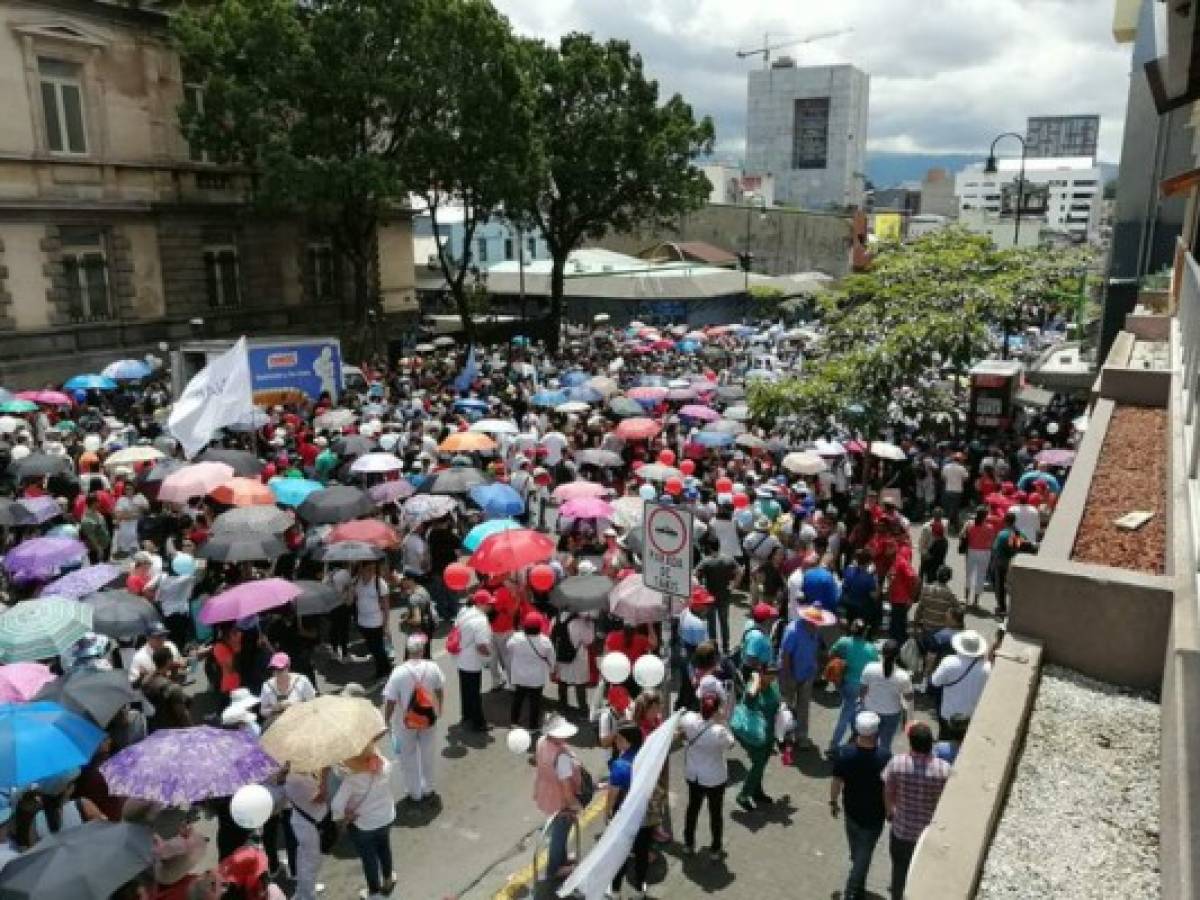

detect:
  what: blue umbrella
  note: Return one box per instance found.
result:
[1018,471,1061,493]
[101,359,152,381]
[531,390,568,408]
[561,371,589,387]
[469,483,525,519]
[462,518,522,551]
[692,430,736,448]
[567,385,603,404]
[268,477,324,507]
[0,701,105,789]
[453,398,489,412]
[678,340,700,353]
[63,374,117,392]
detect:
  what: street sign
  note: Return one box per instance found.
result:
[642,502,693,598]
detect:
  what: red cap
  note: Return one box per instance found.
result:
[471,589,494,606]
[522,611,542,630]
[751,602,777,622]
[689,586,715,609]
[219,846,267,889]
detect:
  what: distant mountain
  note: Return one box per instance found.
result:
[867,152,1119,189]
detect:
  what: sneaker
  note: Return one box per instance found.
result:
[707,845,726,858]
[736,795,756,812]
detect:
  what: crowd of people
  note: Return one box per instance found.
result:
[0,321,1078,900]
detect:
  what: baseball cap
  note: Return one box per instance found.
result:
[751,602,777,622]
[855,711,881,737]
[268,652,290,670]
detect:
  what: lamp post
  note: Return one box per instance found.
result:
[985,131,1028,359]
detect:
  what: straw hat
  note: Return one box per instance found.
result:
[951,629,988,659]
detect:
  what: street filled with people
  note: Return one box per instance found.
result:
[0,322,1080,900]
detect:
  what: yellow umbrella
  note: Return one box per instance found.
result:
[260,695,385,772]
[103,446,165,469]
[439,431,496,453]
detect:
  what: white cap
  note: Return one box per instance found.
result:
[854,711,880,737]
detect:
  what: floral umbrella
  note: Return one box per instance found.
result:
[0,599,92,663]
[3,537,88,580]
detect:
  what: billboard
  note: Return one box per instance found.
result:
[245,340,342,405]
[874,212,904,242]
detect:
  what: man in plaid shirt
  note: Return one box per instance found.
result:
[882,722,951,898]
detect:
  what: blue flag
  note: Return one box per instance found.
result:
[453,346,478,393]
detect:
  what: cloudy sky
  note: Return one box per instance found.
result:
[492,0,1132,163]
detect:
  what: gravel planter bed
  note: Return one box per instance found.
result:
[977,665,1160,900]
[1071,405,1166,574]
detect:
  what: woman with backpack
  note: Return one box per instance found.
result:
[382,633,445,803]
[553,610,595,717]
[532,714,588,886]
[679,690,735,857]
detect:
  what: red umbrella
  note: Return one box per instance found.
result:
[327,519,401,549]
[468,529,555,576]
[615,417,661,441]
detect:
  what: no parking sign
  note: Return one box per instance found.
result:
[642,503,693,598]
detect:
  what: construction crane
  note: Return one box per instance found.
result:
[736,28,854,68]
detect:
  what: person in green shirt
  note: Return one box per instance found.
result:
[737,664,782,810]
[79,494,110,564]
[828,619,881,754]
[314,447,339,483]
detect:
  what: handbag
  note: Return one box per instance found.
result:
[291,804,340,854]
[729,701,768,749]
[821,656,846,686]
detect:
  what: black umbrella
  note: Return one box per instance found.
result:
[0,499,34,527]
[549,574,615,613]
[196,532,287,563]
[333,435,377,458]
[195,447,264,477]
[213,506,293,535]
[415,467,486,495]
[607,397,644,419]
[35,668,136,727]
[81,590,162,640]
[312,541,383,563]
[0,820,153,899]
[297,485,375,525]
[11,453,73,481]
[293,580,341,616]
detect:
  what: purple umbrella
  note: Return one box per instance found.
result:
[99,726,280,804]
[198,578,300,625]
[679,404,720,422]
[369,480,415,505]
[16,496,63,525]
[39,564,122,600]
[2,538,88,580]
[1036,447,1076,467]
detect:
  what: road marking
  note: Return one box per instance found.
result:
[492,793,608,899]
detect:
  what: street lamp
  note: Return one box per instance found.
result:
[985,131,1028,359]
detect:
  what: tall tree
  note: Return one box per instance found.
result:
[517,34,715,350]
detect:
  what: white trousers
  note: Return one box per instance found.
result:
[395,726,437,800]
[290,810,324,900]
[965,549,991,596]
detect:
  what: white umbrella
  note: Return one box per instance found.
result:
[433,336,455,348]
[0,416,25,434]
[314,409,355,431]
[470,419,519,435]
[349,452,404,474]
[869,441,907,462]
[103,446,165,468]
[813,439,846,457]
[555,402,591,414]
[414,343,436,353]
[636,463,683,483]
[781,451,827,476]
[610,496,645,530]
[586,376,620,397]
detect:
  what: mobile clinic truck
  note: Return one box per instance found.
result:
[172,336,344,406]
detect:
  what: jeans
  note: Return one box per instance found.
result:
[684,780,725,850]
[511,684,543,732]
[706,599,732,654]
[359,624,390,679]
[889,831,916,899]
[829,681,860,750]
[459,669,485,729]
[543,811,573,881]
[844,816,883,900]
[348,823,393,894]
[740,745,770,799]
[290,810,323,900]
[877,711,902,752]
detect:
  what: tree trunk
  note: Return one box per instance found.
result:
[450,279,477,348]
[548,252,567,353]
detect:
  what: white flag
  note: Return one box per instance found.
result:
[168,336,255,458]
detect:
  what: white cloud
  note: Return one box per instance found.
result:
[493,0,1131,162]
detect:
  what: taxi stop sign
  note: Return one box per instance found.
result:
[642,502,693,598]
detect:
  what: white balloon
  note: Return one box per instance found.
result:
[506,727,532,754]
[83,435,101,453]
[633,654,666,689]
[1046,422,1060,435]
[600,651,632,685]
[230,784,274,829]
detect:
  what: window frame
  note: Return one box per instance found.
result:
[182,82,210,163]
[59,226,112,322]
[38,56,88,156]
[306,241,337,302]
[203,241,241,309]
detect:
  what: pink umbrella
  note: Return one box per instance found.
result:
[0,662,55,702]
[608,574,685,624]
[16,390,72,407]
[679,404,719,422]
[198,577,300,625]
[552,481,610,502]
[627,386,668,402]
[559,497,615,520]
[650,340,675,351]
[158,462,236,504]
[615,418,661,441]
[369,481,415,504]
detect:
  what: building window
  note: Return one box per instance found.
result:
[38,57,87,155]
[203,235,240,308]
[307,241,336,301]
[183,83,209,163]
[476,238,488,263]
[504,237,513,260]
[59,226,111,322]
[527,236,536,258]
[791,97,830,170]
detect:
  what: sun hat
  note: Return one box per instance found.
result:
[796,605,837,627]
[951,629,988,659]
[542,714,578,741]
[751,602,777,622]
[268,652,290,670]
[854,710,881,737]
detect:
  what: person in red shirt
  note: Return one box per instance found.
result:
[975,466,999,504]
[125,557,155,597]
[962,506,997,607]
[886,551,919,644]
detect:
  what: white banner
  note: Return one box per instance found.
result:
[558,710,682,900]
[168,336,255,458]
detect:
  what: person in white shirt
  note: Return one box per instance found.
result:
[331,750,396,900]
[352,562,392,680]
[554,611,595,715]
[1011,495,1041,544]
[540,431,568,467]
[940,456,969,527]
[127,626,183,685]
[454,594,493,731]
[859,640,915,751]
[382,634,445,802]
[679,692,735,855]
[400,526,430,579]
[930,630,992,732]
[506,613,556,732]
[259,653,316,723]
[284,769,329,900]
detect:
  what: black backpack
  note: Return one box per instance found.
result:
[551,614,577,664]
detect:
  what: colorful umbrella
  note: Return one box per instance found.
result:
[259,695,385,773]
[679,404,720,422]
[199,578,300,625]
[0,820,154,900]
[63,374,117,392]
[552,481,609,503]
[158,462,236,504]
[462,518,522,552]
[468,529,555,576]
[327,519,401,549]
[469,483,524,518]
[16,496,63,525]
[297,485,375,525]
[100,726,281,803]
[615,418,661,441]
[439,432,497,454]
[16,390,71,407]
[3,537,88,580]
[402,494,457,524]
[349,452,405,475]
[368,480,415,505]
[0,399,37,414]
[0,599,92,662]
[559,497,615,520]
[0,701,105,789]
[0,663,55,703]
[268,476,324,508]
[209,477,275,508]
[39,564,122,600]
[102,358,153,380]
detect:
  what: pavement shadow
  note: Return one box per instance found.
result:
[443,722,494,758]
[793,748,832,777]
[678,852,737,892]
[729,795,797,833]
[812,686,843,709]
[392,793,443,828]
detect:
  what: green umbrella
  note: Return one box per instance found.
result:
[0,400,37,414]
[0,599,93,663]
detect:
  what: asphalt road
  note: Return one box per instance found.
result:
[186,533,1001,900]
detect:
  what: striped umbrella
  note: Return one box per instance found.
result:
[0,599,93,663]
